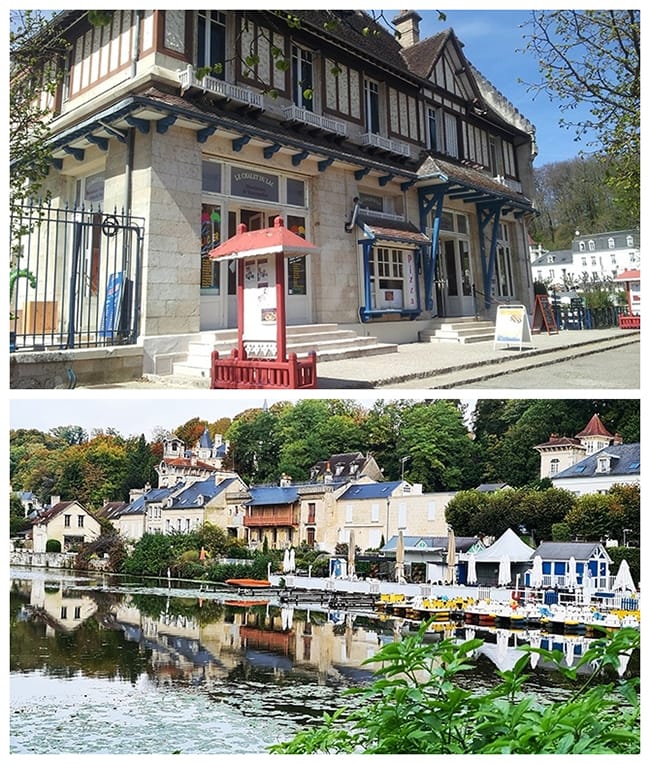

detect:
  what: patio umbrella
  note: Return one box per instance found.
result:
[530,555,543,588]
[288,547,296,573]
[282,548,291,574]
[466,553,477,585]
[395,530,405,583]
[445,526,456,585]
[582,572,592,606]
[498,555,511,587]
[566,556,578,589]
[348,530,356,579]
[612,559,636,592]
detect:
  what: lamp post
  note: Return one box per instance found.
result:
[400,455,410,481]
[623,528,633,547]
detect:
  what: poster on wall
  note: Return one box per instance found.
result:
[494,304,533,351]
[243,255,277,358]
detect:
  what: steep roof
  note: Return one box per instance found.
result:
[121,486,179,516]
[310,452,380,480]
[198,428,213,449]
[170,476,239,508]
[553,443,640,480]
[32,500,86,525]
[575,413,614,440]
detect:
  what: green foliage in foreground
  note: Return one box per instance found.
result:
[269,624,639,755]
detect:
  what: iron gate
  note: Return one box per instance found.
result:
[10,202,144,351]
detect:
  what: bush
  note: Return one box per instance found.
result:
[269,624,640,754]
[45,538,61,552]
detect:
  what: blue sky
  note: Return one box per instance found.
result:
[383,8,596,165]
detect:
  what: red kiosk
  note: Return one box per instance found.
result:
[208,216,319,389]
[615,269,640,329]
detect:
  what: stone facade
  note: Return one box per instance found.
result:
[20,10,538,377]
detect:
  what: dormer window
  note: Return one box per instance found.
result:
[608,237,615,249]
[579,241,585,252]
[596,455,611,473]
[588,240,595,251]
[626,235,634,246]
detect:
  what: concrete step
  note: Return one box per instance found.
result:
[172,324,398,378]
[419,319,495,344]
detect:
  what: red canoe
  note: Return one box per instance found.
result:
[225,578,272,588]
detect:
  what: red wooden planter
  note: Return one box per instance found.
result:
[619,315,640,329]
[210,348,317,389]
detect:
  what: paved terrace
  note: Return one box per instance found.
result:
[84,327,639,389]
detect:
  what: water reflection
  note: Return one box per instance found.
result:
[9,568,639,755]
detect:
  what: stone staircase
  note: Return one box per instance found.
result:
[171,323,398,379]
[418,317,495,344]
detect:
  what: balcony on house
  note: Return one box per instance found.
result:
[359,132,410,157]
[177,64,264,109]
[243,507,298,527]
[282,105,347,137]
[493,175,523,194]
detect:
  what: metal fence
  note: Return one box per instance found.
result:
[552,300,625,330]
[10,202,144,351]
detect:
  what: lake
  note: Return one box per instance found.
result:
[9,567,638,755]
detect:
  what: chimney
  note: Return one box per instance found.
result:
[392,10,422,48]
[613,432,623,445]
[50,495,61,507]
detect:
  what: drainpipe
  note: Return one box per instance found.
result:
[125,10,143,214]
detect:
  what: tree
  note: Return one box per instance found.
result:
[9,10,67,210]
[522,10,640,219]
[270,625,640,754]
[530,156,637,250]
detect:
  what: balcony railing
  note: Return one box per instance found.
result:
[359,132,410,157]
[244,509,298,527]
[282,105,347,137]
[177,64,264,109]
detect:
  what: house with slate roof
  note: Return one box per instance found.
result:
[161,474,247,537]
[309,452,383,483]
[111,484,185,540]
[15,9,539,379]
[551,443,640,496]
[531,229,640,290]
[330,480,454,554]
[243,484,302,550]
[156,434,233,488]
[534,413,625,481]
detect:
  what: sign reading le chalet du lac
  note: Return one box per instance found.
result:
[231,167,279,202]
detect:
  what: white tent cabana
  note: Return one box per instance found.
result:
[473,528,534,586]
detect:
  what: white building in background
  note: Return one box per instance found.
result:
[530,229,640,290]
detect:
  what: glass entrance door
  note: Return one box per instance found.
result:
[440,237,474,316]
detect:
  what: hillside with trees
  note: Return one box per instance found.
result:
[10,398,639,508]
